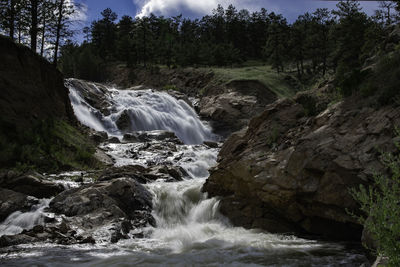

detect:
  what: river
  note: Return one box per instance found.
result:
[0,81,368,266]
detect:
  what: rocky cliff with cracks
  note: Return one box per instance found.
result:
[203,84,400,240]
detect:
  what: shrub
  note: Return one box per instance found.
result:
[0,119,100,173]
[350,134,400,266]
[360,51,400,105]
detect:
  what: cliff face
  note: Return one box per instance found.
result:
[203,84,400,240]
[0,36,98,171]
[0,35,74,131]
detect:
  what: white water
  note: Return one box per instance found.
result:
[0,199,51,236]
[67,80,215,144]
[0,83,368,266]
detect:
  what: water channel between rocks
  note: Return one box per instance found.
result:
[0,81,368,266]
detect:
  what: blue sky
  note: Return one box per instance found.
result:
[78,0,381,24]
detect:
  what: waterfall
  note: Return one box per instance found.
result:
[0,198,51,236]
[67,79,215,144]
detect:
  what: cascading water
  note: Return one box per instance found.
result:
[0,81,368,266]
[0,199,51,236]
[67,79,215,144]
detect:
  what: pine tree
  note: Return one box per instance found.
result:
[51,0,74,66]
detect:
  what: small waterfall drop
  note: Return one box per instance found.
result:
[0,198,51,236]
[67,79,215,144]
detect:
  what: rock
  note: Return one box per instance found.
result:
[123,131,182,144]
[94,148,114,166]
[80,236,96,244]
[0,222,97,247]
[99,164,186,183]
[203,141,219,148]
[203,89,400,240]
[199,80,277,135]
[116,110,132,132]
[0,234,36,248]
[108,137,121,143]
[0,188,37,221]
[123,133,140,142]
[66,79,113,115]
[0,171,64,198]
[98,165,150,183]
[89,131,108,144]
[49,178,155,235]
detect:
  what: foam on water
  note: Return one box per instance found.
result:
[67,80,215,144]
[0,198,51,236]
[0,83,368,266]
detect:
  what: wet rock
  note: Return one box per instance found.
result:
[0,171,64,198]
[108,137,121,143]
[203,141,219,148]
[99,164,186,184]
[147,165,187,181]
[98,165,150,183]
[123,131,182,144]
[94,148,114,166]
[49,178,155,239]
[80,236,96,244]
[116,110,132,132]
[203,87,400,240]
[122,133,141,143]
[0,234,36,248]
[0,188,38,221]
[89,131,108,144]
[67,79,113,115]
[199,80,277,135]
[0,222,96,247]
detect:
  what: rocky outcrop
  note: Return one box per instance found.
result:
[98,165,188,183]
[0,171,64,199]
[203,86,400,240]
[49,178,155,242]
[122,131,182,144]
[199,80,277,134]
[66,78,113,116]
[0,224,95,248]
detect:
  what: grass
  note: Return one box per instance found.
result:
[0,119,102,173]
[200,64,298,98]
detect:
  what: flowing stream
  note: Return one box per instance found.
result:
[0,82,368,266]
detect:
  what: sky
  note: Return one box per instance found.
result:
[74,0,381,40]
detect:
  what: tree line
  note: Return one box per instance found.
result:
[0,0,76,65]
[2,1,399,80]
[58,1,400,83]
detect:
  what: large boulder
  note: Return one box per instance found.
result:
[66,78,113,116]
[203,88,400,240]
[49,178,155,241]
[199,80,277,135]
[0,171,64,199]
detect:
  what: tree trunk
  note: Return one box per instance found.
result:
[53,0,64,66]
[9,0,15,40]
[40,5,46,57]
[18,22,22,43]
[143,22,147,67]
[30,0,38,52]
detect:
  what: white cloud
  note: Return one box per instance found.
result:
[134,0,276,18]
[67,0,88,22]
